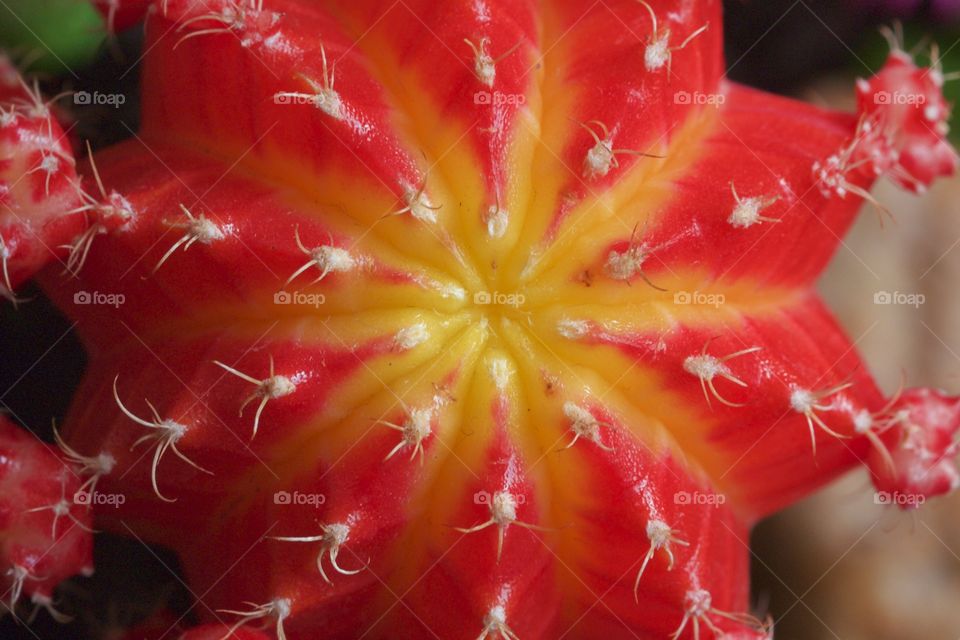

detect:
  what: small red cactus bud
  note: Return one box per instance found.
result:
[0,62,87,300]
[855,50,958,192]
[0,416,93,618]
[868,387,960,507]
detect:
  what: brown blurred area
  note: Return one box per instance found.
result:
[751,79,960,640]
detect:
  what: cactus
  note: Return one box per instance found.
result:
[0,417,93,623]
[0,56,87,305]
[2,1,960,638]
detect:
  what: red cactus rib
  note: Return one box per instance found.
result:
[27,0,959,638]
[0,416,93,620]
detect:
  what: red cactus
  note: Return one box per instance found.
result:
[0,56,86,304]
[0,416,93,621]
[2,1,960,638]
[867,387,960,506]
[855,48,958,192]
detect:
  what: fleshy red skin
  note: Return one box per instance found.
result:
[0,416,93,611]
[10,0,958,638]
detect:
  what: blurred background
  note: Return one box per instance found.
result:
[1,0,960,638]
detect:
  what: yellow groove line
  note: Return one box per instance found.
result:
[226,316,486,503]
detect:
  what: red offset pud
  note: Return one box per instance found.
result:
[0,58,87,304]
[0,416,93,621]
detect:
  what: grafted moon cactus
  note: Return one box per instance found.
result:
[2,1,959,638]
